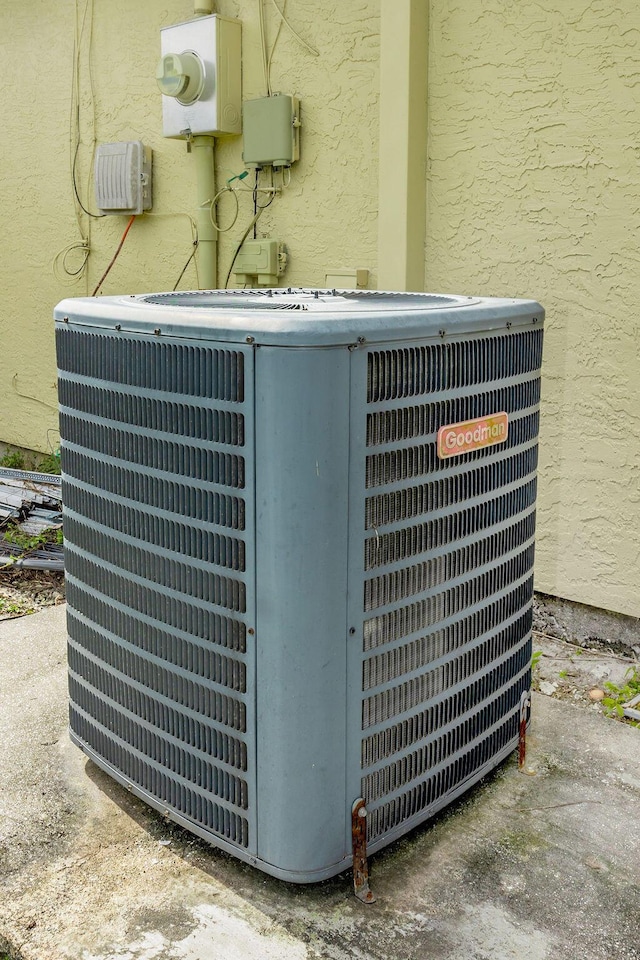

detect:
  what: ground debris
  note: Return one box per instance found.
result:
[0,467,63,571]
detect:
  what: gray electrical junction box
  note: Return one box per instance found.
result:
[54,288,544,884]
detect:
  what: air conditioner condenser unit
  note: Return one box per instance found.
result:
[54,289,544,890]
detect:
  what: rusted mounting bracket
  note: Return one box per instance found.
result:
[518,689,532,770]
[351,797,375,903]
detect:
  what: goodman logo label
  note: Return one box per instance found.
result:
[437,412,509,460]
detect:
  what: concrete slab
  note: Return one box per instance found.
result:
[1,605,639,960]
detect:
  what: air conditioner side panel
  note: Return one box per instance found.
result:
[254,346,350,877]
[56,325,258,858]
[346,324,544,851]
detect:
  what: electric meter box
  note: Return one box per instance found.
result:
[159,15,242,138]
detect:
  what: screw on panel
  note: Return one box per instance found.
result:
[246,336,255,344]
[154,328,161,336]
[63,317,69,323]
[115,324,121,331]
[351,798,375,903]
[532,316,539,323]
[349,627,356,635]
[357,336,366,344]
[439,330,446,337]
[506,321,512,329]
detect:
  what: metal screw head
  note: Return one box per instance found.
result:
[506,321,512,329]
[63,317,69,323]
[246,336,255,344]
[349,627,356,635]
[357,336,366,344]
[115,323,121,331]
[154,328,161,336]
[439,330,446,337]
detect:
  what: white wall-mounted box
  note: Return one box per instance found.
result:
[159,15,242,138]
[94,141,152,215]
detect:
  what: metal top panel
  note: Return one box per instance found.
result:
[54,289,544,347]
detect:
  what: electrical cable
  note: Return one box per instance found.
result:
[251,169,278,236]
[258,0,270,96]
[225,167,280,287]
[147,213,199,291]
[268,0,319,57]
[71,0,103,220]
[72,140,104,219]
[70,0,90,231]
[11,375,59,413]
[53,242,91,284]
[173,241,199,290]
[91,215,136,296]
[257,166,277,210]
[253,169,259,238]
[65,0,98,289]
[207,186,240,232]
[266,0,285,94]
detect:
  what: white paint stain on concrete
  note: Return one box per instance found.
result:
[82,903,310,960]
[170,903,310,960]
[451,902,552,960]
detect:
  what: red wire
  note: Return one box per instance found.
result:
[91,215,136,296]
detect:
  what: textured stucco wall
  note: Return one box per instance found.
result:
[0,0,378,454]
[426,1,640,617]
[3,1,637,620]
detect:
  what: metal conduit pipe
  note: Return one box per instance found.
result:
[192,135,217,289]
[2,558,65,571]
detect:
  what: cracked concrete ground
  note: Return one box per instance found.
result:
[1,605,639,960]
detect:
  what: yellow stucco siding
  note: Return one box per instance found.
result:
[0,0,378,453]
[425,1,640,617]
[1,1,638,619]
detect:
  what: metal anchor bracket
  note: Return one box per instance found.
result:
[351,798,376,903]
[518,689,532,770]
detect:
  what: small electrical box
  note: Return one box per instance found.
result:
[242,95,300,168]
[233,239,287,285]
[158,15,242,138]
[324,268,369,289]
[94,141,152,215]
